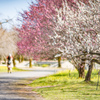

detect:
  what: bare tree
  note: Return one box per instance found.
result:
[0,27,18,59]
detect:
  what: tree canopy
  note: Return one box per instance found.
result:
[17,0,100,81]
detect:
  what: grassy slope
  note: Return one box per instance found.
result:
[29,70,100,100]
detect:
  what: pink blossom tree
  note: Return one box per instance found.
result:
[17,0,66,60]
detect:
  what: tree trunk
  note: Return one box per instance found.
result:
[4,58,6,64]
[58,56,61,68]
[78,66,85,78]
[29,58,32,68]
[78,61,85,78]
[85,61,93,82]
[13,57,16,67]
[19,55,21,63]
[21,55,24,62]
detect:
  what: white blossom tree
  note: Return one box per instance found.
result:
[50,0,100,81]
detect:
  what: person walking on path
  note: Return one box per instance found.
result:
[7,54,13,73]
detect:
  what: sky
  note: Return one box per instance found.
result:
[0,0,36,30]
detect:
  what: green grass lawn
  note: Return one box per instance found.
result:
[34,64,50,67]
[29,70,100,100]
[0,66,27,72]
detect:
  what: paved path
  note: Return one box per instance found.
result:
[0,66,66,100]
[0,69,59,100]
[0,60,67,100]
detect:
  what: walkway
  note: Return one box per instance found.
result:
[0,60,69,100]
[0,66,65,100]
